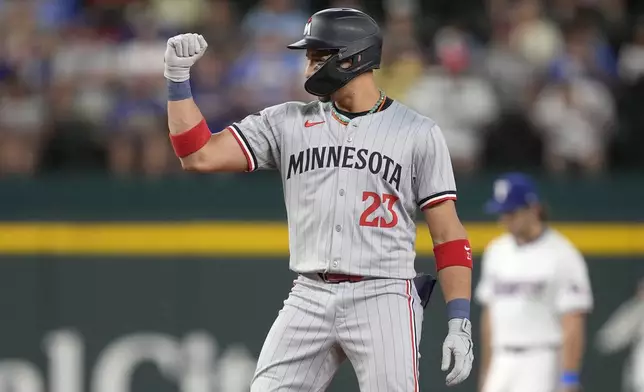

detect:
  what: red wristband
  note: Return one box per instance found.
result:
[433,239,473,271]
[169,119,211,158]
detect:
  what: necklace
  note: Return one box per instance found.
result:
[331,90,386,125]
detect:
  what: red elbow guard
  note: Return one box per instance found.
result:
[169,119,211,158]
[433,239,473,271]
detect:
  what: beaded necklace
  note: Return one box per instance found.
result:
[331,90,386,125]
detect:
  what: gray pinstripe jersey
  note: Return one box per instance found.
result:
[228,100,457,279]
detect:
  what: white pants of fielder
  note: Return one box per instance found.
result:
[483,347,560,392]
[250,274,424,391]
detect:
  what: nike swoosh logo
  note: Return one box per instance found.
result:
[305,120,325,127]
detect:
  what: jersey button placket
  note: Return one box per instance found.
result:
[347,120,357,143]
[329,123,354,271]
[330,175,347,270]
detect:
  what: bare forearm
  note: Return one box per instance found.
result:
[562,317,585,372]
[431,218,468,246]
[439,266,472,301]
[559,313,586,390]
[168,98,205,134]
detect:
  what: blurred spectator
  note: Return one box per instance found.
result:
[117,5,167,82]
[0,74,46,176]
[149,0,207,32]
[374,12,424,101]
[0,0,640,177]
[484,19,537,112]
[532,70,615,175]
[33,0,80,29]
[199,0,242,63]
[50,23,117,126]
[0,0,51,88]
[404,26,498,173]
[508,0,563,70]
[228,33,307,113]
[618,16,644,85]
[482,18,543,169]
[241,0,307,41]
[50,22,115,83]
[548,17,618,85]
[106,80,168,176]
[192,50,246,132]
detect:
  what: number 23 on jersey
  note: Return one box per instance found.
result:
[359,191,399,228]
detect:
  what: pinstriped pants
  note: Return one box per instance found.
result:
[250,274,424,392]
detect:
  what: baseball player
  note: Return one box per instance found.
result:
[164,8,474,391]
[476,172,594,392]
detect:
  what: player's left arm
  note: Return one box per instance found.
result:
[423,200,475,385]
[556,247,594,391]
[414,122,473,386]
[561,311,586,391]
[422,201,472,303]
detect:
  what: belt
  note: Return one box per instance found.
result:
[317,273,365,283]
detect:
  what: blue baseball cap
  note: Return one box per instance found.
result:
[484,172,540,214]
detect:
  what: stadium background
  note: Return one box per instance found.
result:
[0,0,643,391]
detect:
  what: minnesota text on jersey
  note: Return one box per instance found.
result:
[286,146,403,190]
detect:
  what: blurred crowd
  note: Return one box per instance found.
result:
[1,0,644,177]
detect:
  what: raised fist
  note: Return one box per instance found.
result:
[164,33,208,83]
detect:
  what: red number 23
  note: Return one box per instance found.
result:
[359,192,399,228]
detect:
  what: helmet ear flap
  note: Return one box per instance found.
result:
[304,48,379,97]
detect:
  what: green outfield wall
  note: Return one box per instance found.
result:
[0,172,642,221]
[0,256,640,392]
[0,174,641,392]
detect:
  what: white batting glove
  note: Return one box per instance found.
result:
[164,33,208,83]
[441,318,474,386]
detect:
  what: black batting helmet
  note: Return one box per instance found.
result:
[287,8,382,99]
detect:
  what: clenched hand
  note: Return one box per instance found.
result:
[164,33,208,83]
